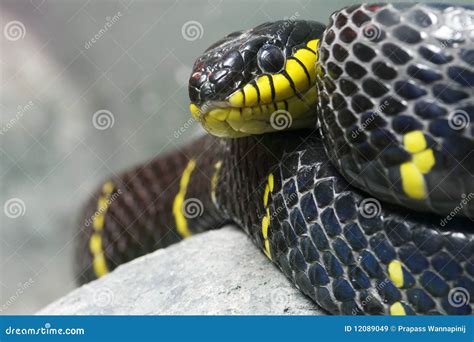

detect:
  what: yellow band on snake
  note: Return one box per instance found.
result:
[89,180,115,277]
[261,173,275,260]
[400,130,435,200]
[172,159,197,238]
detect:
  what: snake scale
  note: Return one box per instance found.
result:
[75,3,474,315]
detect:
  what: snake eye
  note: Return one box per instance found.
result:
[257,45,285,73]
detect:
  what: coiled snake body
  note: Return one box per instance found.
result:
[76,3,474,315]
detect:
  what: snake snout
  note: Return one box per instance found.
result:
[188,55,245,105]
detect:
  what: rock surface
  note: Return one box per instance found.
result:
[40,227,324,315]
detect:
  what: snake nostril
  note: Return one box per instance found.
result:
[189,72,203,88]
[189,71,209,103]
[191,71,201,81]
[189,71,208,89]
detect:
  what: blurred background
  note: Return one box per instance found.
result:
[0,0,465,314]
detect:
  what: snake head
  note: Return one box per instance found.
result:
[189,20,326,137]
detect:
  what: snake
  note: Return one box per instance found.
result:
[75,3,474,315]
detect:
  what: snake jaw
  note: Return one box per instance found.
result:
[190,85,318,138]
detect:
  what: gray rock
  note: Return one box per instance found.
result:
[39,227,324,315]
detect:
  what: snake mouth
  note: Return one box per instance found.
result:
[189,38,322,138]
[189,86,318,138]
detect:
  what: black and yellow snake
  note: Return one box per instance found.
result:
[75,3,474,315]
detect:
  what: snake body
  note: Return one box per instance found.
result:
[76,3,474,315]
